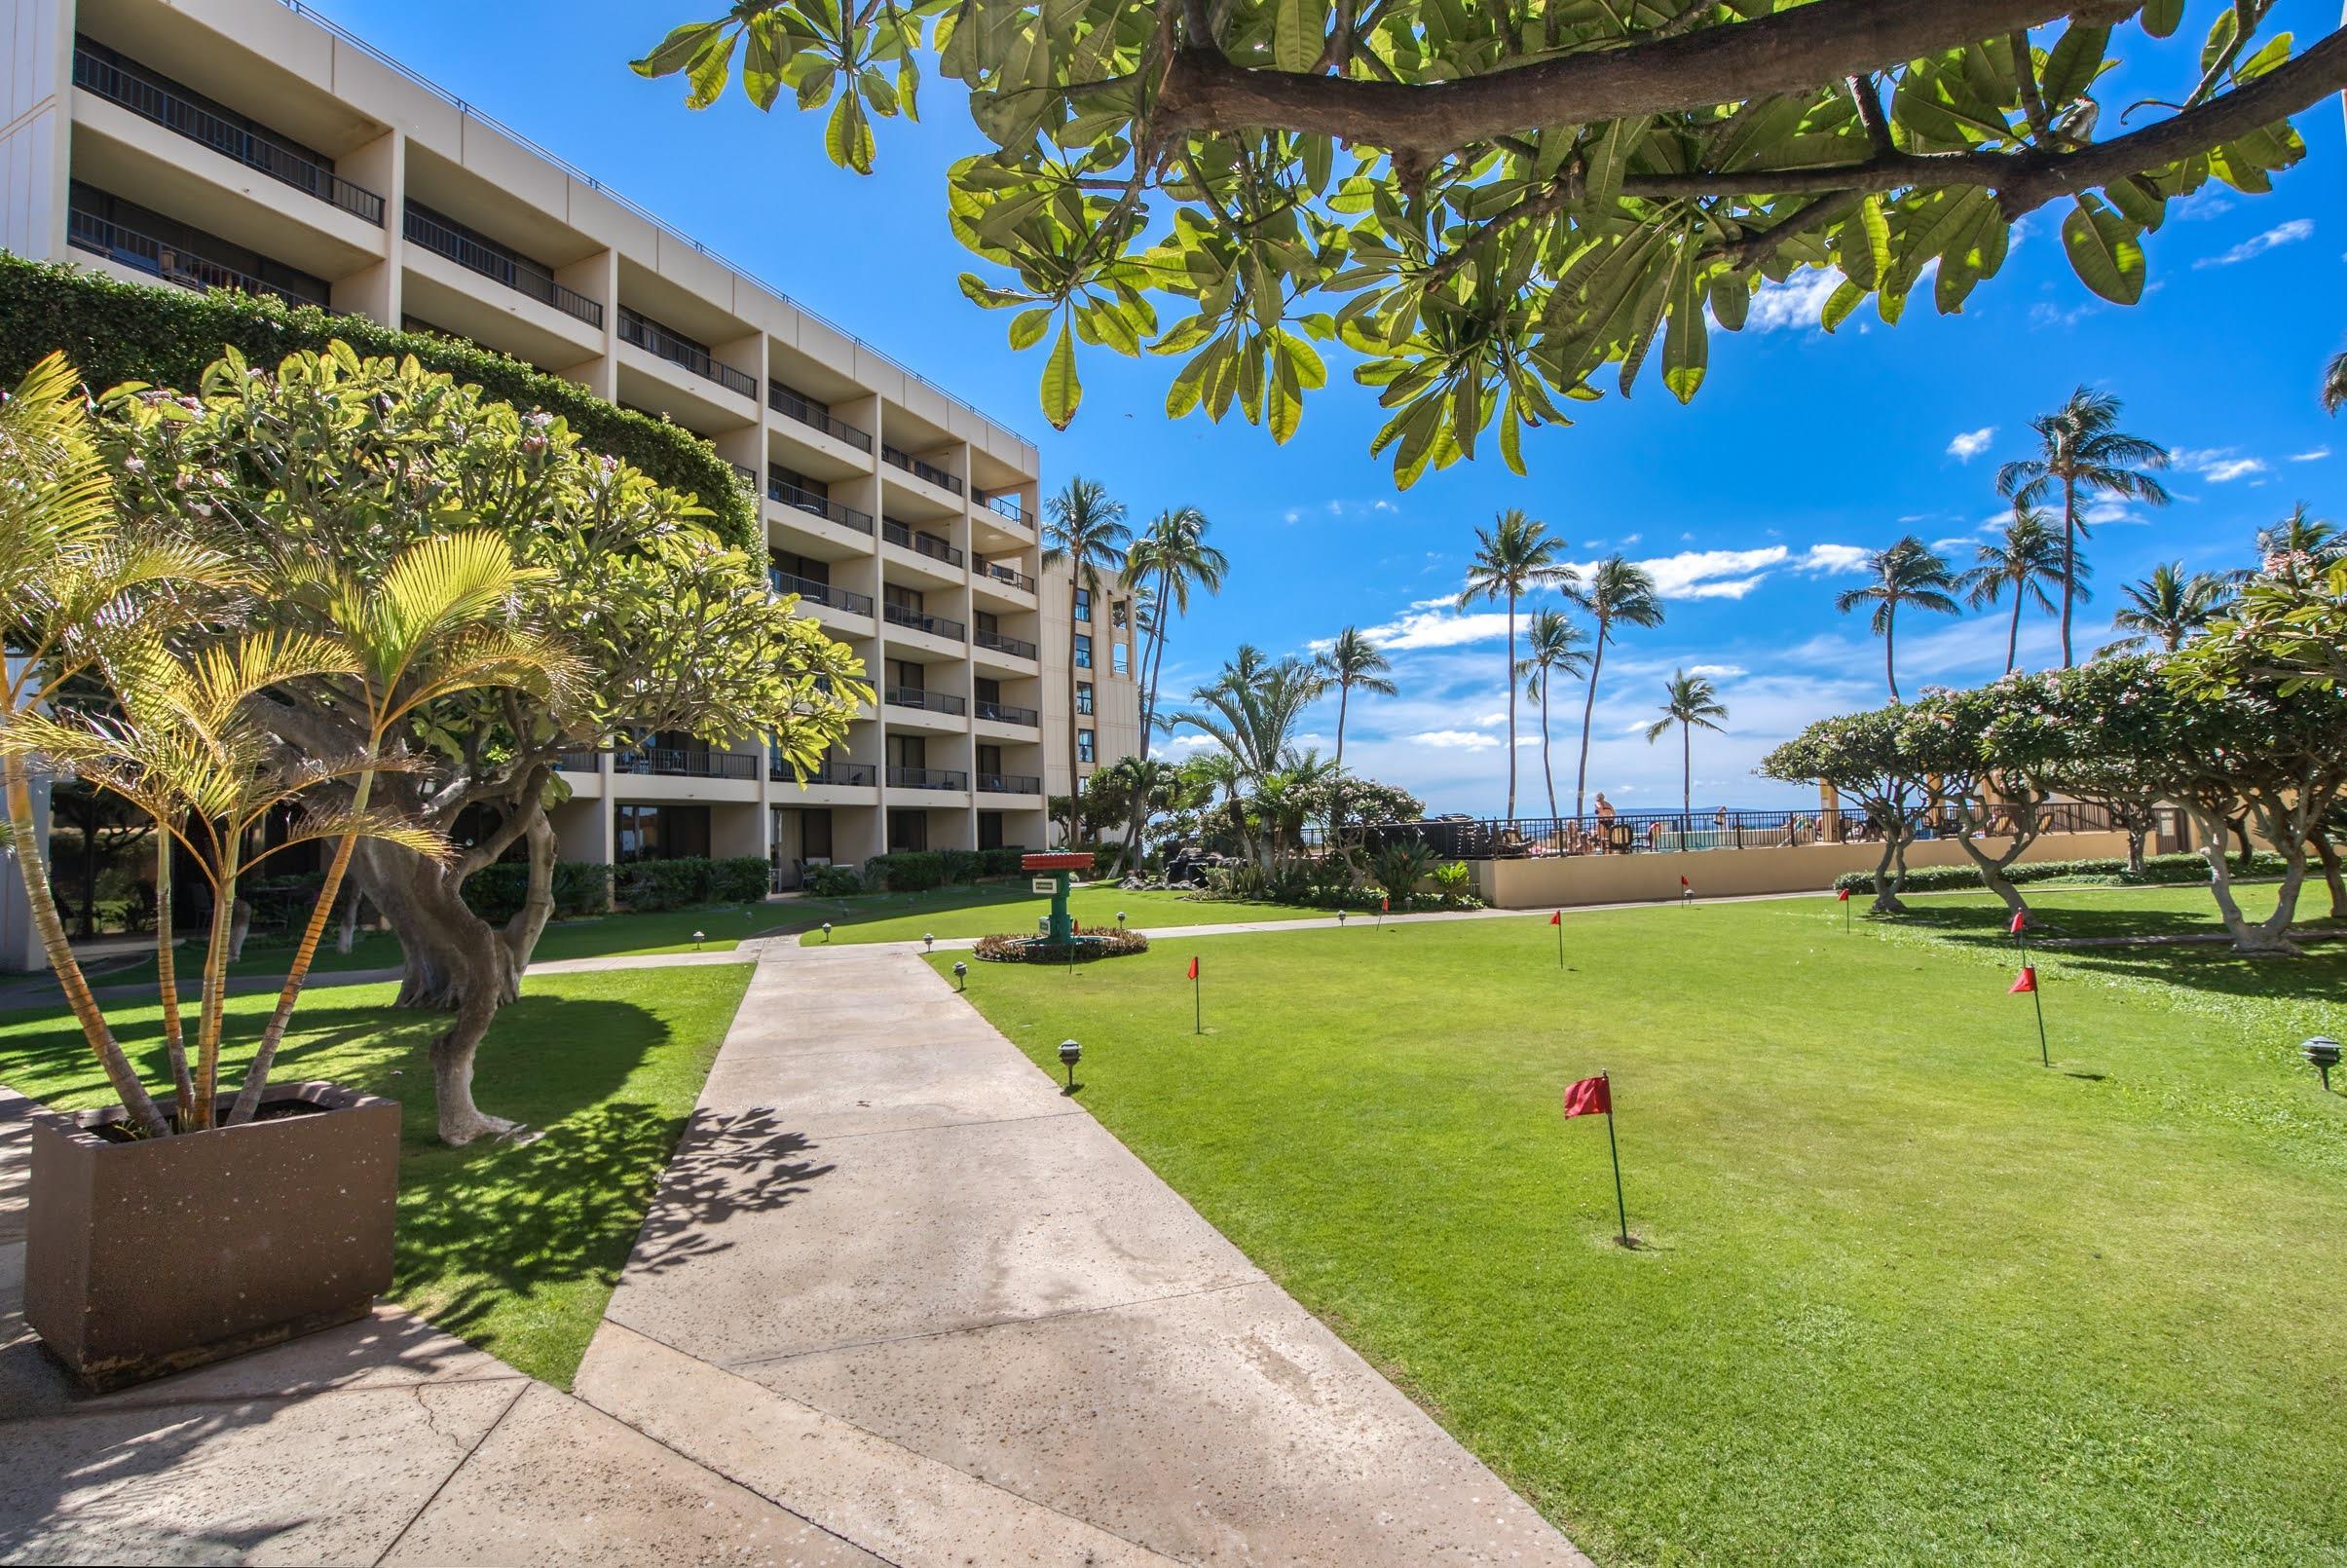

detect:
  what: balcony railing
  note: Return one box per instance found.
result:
[68,208,315,308]
[73,48,386,226]
[883,603,965,642]
[981,493,1028,525]
[771,758,876,787]
[1333,802,2133,858]
[401,206,602,326]
[979,560,1037,593]
[975,627,1039,661]
[881,518,964,568]
[767,383,873,452]
[889,765,969,792]
[767,478,875,534]
[882,444,964,495]
[619,311,756,398]
[771,571,875,617]
[885,686,966,717]
[612,746,759,780]
[975,699,1040,728]
[976,772,1043,796]
[554,749,603,771]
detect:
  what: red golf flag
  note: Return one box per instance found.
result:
[1562,1075,1611,1118]
[1679,875,1691,889]
[2009,965,2037,994]
[1838,886,1851,902]
[2010,909,2028,935]
[1186,956,1199,981]
[1380,894,1390,913]
[1548,911,1562,925]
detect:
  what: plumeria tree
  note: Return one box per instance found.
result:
[1761,707,1928,914]
[1898,678,2060,921]
[638,4,2332,484]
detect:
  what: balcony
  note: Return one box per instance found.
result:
[975,627,1039,661]
[976,772,1043,796]
[981,493,1028,526]
[883,603,965,642]
[881,518,963,569]
[771,571,875,617]
[767,476,875,534]
[619,309,756,398]
[882,445,963,496]
[68,206,316,307]
[403,205,602,327]
[771,758,876,786]
[554,749,603,771]
[978,560,1036,593]
[975,699,1040,728]
[888,765,969,792]
[886,686,966,717]
[613,746,759,780]
[767,383,872,452]
[72,45,385,226]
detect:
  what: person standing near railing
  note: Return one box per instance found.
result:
[1593,793,1616,851]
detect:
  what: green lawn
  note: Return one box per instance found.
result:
[789,881,1325,945]
[0,963,752,1387]
[75,903,779,990]
[933,884,2347,1564]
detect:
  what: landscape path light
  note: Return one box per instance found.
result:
[924,932,935,952]
[1116,910,1127,931]
[822,921,833,942]
[1059,1038,1082,1093]
[2305,1036,2341,1094]
[952,960,968,991]
[691,929,704,951]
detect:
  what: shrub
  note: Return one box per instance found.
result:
[611,856,771,912]
[972,929,1150,963]
[978,845,1026,877]
[1829,849,2290,894]
[863,851,948,892]
[0,255,755,548]
[462,860,615,923]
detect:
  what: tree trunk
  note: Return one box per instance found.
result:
[337,887,363,954]
[154,830,193,1114]
[2060,478,2078,669]
[1540,686,1557,820]
[1869,831,1908,915]
[1574,631,1606,825]
[1067,578,1086,844]
[226,898,251,963]
[1885,608,1899,702]
[0,753,170,1137]
[1504,592,1518,818]
[2311,827,2347,921]
[502,812,560,979]
[1680,724,1690,849]
[2192,806,2303,954]
[2124,823,2148,877]
[2005,590,2022,675]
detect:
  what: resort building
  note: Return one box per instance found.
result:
[0,0,1142,884]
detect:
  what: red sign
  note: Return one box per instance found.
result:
[1022,851,1096,872]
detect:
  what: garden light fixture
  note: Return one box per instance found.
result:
[2305,1036,2341,1093]
[822,921,833,942]
[952,960,968,991]
[1117,910,1127,930]
[1059,1038,1082,1092]
[691,929,704,951]
[924,932,935,952]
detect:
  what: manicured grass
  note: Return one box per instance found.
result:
[789,881,1324,945]
[933,885,2347,1564]
[77,903,778,990]
[0,963,752,1387]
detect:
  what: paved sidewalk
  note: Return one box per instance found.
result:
[574,940,1588,1566]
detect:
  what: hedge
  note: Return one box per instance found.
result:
[462,860,615,924]
[1831,850,2290,894]
[0,255,756,549]
[611,856,771,912]
[860,845,1031,892]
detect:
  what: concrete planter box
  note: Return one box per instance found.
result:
[24,1081,399,1392]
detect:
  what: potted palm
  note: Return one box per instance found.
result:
[0,354,568,1389]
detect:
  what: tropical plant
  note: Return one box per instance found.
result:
[1120,504,1224,760]
[1958,507,2071,674]
[1103,753,1179,873]
[1370,840,1439,906]
[1513,611,1589,819]
[1457,510,1577,817]
[1169,645,1325,786]
[2097,562,2230,656]
[2326,350,2347,417]
[1760,708,1930,914]
[1043,475,1130,837]
[641,6,2323,482]
[1315,625,1397,778]
[1996,388,2172,667]
[2249,503,2341,587]
[1563,556,1662,825]
[1644,671,1728,844]
[1837,536,1960,701]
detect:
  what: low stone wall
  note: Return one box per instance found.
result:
[1470,830,2135,910]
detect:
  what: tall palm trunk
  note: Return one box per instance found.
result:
[2004,589,2023,674]
[1574,629,1607,824]
[2,751,168,1137]
[1503,591,1519,818]
[1138,563,1172,761]
[1680,723,1691,849]
[190,833,243,1132]
[2059,477,2078,668]
[1540,685,1557,818]
[1885,608,1900,701]
[1066,578,1085,842]
[155,829,192,1113]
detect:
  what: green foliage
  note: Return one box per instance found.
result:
[801,863,868,897]
[972,928,1150,962]
[860,845,1031,893]
[1831,851,2289,895]
[2173,559,2347,696]
[612,857,771,912]
[463,861,616,923]
[637,4,2319,482]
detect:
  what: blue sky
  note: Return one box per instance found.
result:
[315,0,2344,816]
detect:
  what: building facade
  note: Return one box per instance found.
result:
[0,0,1140,881]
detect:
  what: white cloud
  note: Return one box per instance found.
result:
[2202,457,2265,482]
[2291,447,2331,463]
[1947,427,1995,462]
[1792,543,1872,575]
[1473,711,1508,727]
[2030,300,2098,329]
[1621,533,1642,545]
[2194,218,2314,268]
[1409,729,1501,751]
[1746,269,1842,332]
[1357,609,1519,651]
[1688,663,1746,679]
[1632,546,1791,598]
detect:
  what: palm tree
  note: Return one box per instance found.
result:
[1042,476,1130,840]
[1513,611,1590,819]
[1957,507,2072,673]
[1562,555,1663,825]
[2251,502,2341,586]
[1104,754,1177,874]
[1837,536,1960,701]
[1120,506,1226,761]
[2324,349,2347,415]
[1645,670,1729,843]
[1315,626,1397,775]
[1457,509,1578,817]
[1996,388,2172,667]
[2097,562,2231,656]
[0,353,242,1138]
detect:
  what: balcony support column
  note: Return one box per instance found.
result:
[331,128,402,321]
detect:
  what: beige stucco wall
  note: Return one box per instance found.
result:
[1471,830,2135,909]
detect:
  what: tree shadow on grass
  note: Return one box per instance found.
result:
[1895,905,2347,1006]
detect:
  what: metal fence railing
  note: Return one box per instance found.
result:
[403,205,602,325]
[1326,801,2126,859]
[67,208,318,307]
[766,382,872,451]
[612,746,758,781]
[618,309,756,398]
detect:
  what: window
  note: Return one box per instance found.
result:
[977,744,1004,775]
[1073,634,1093,670]
[1078,729,1096,765]
[978,811,1005,851]
[1111,641,1130,676]
[1076,682,1094,716]
[883,583,925,614]
[887,658,925,691]
[887,733,927,769]
[615,804,711,864]
[886,809,929,852]
[1074,588,1092,621]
